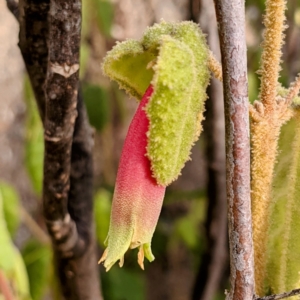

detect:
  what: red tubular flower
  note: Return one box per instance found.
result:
[99,85,166,271]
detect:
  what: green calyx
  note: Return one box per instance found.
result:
[102,21,210,185]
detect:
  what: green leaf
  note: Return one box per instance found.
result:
[102,39,156,99]
[146,35,206,185]
[266,116,300,294]
[102,21,210,186]
[0,182,20,237]
[22,240,52,300]
[24,77,44,195]
[94,189,112,247]
[83,84,110,131]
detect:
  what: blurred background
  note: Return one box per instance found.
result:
[0,0,300,299]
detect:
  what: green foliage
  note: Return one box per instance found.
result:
[94,189,112,246]
[266,117,300,295]
[102,39,156,99]
[22,240,52,300]
[0,182,31,300]
[174,197,206,250]
[83,84,110,131]
[92,0,114,37]
[146,36,196,185]
[102,21,210,185]
[101,267,145,300]
[0,182,20,237]
[24,77,44,196]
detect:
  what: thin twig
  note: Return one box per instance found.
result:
[21,207,50,245]
[256,288,300,300]
[213,0,255,299]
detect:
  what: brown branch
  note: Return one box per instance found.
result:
[12,1,103,299]
[213,0,255,299]
[43,0,82,256]
[54,90,102,300]
[18,0,50,122]
[256,288,300,300]
[42,2,102,297]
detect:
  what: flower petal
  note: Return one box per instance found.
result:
[99,86,166,271]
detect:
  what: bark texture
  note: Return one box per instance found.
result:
[18,0,49,121]
[43,0,82,253]
[213,0,255,299]
[54,90,102,300]
[7,0,102,299]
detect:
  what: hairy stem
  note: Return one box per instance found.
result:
[250,113,281,295]
[213,0,254,299]
[259,0,286,109]
[250,0,291,294]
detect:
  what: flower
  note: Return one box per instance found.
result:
[99,21,210,271]
[99,85,166,271]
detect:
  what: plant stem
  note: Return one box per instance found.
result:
[259,0,286,110]
[9,1,103,299]
[43,0,82,255]
[18,0,49,122]
[21,207,50,245]
[250,0,289,294]
[213,0,255,299]
[256,287,300,300]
